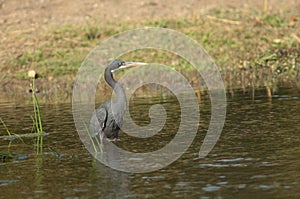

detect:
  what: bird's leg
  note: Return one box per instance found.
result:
[110,136,120,142]
[113,134,119,142]
[93,130,105,149]
[99,132,105,142]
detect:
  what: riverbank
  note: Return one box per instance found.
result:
[1,0,299,103]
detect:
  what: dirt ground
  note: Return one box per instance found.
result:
[1,0,299,31]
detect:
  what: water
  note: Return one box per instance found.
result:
[0,88,299,198]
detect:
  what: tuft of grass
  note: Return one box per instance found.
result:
[84,23,101,40]
[262,14,288,27]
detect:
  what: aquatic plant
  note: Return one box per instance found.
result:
[0,118,12,137]
[0,152,16,161]
[0,70,45,155]
[28,70,44,154]
[83,121,103,155]
[28,70,43,133]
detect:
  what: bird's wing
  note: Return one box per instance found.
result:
[95,107,108,131]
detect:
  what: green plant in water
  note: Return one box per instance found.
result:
[0,71,45,155]
[0,117,23,140]
[83,121,103,156]
[0,118,12,137]
[0,152,16,161]
[28,70,43,154]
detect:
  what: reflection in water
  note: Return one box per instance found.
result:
[0,89,299,198]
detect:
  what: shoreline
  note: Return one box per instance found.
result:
[1,3,299,103]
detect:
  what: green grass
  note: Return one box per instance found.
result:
[0,8,299,100]
[262,14,289,27]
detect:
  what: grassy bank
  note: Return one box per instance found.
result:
[1,8,299,103]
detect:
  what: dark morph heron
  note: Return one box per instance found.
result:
[89,60,147,141]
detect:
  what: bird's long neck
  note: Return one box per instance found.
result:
[104,68,126,115]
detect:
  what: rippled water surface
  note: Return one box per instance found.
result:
[0,89,299,198]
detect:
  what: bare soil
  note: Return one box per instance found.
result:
[1,0,299,30]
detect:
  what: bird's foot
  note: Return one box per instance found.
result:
[105,137,120,142]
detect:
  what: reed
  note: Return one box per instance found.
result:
[0,71,46,156]
[28,70,44,154]
[0,118,12,137]
[83,121,103,155]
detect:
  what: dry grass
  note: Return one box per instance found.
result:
[0,8,299,103]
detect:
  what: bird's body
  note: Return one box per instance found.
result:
[89,60,146,140]
[91,99,124,139]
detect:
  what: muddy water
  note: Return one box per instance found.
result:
[0,88,299,198]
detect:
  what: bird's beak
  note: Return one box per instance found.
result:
[112,62,147,73]
[123,62,147,69]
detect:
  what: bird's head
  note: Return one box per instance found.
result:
[108,60,147,73]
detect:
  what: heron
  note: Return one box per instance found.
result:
[89,60,147,141]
